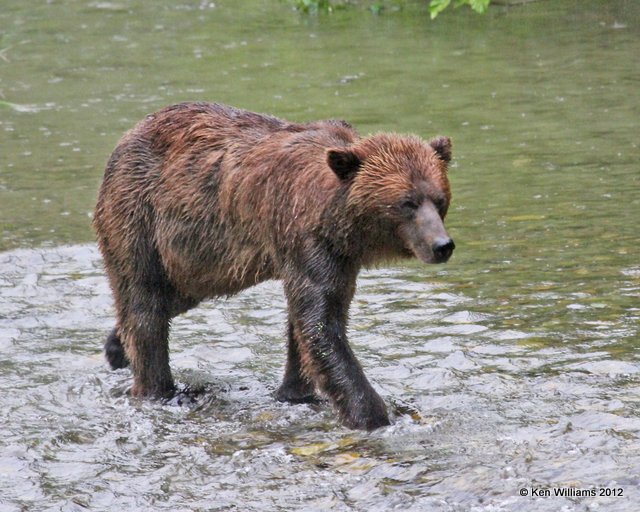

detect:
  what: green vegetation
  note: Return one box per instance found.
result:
[291,0,336,13]
[288,0,385,14]
[428,0,491,18]
[288,0,493,17]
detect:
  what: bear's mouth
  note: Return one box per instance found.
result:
[399,245,414,258]
[400,239,435,264]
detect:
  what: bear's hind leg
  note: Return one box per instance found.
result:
[276,319,319,404]
[120,295,175,398]
[111,249,177,398]
[105,327,130,369]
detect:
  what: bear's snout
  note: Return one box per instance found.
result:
[432,237,455,263]
[400,202,454,265]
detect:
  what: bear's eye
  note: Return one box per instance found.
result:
[399,199,420,215]
[433,197,448,216]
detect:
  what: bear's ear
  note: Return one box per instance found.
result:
[327,148,362,180]
[429,136,452,164]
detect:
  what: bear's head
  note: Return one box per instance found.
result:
[327,134,454,264]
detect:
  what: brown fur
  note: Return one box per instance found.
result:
[94,102,454,430]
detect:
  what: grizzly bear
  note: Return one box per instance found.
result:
[93,102,454,431]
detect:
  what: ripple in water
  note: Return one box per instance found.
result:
[0,245,639,511]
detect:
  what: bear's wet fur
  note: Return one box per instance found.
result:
[94,102,454,430]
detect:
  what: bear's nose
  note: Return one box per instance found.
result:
[432,238,455,263]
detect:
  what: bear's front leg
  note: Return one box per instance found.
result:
[276,319,320,404]
[284,275,390,431]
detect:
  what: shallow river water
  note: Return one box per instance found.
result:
[1,1,639,511]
